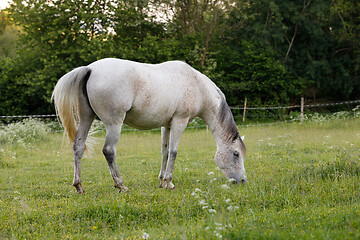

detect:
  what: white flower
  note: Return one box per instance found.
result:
[142,232,149,239]
[208,209,216,213]
[220,184,230,189]
[194,188,201,192]
[225,198,231,204]
[215,232,223,238]
[199,200,207,205]
[208,171,215,175]
[210,178,217,183]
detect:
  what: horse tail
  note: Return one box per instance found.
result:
[51,67,92,146]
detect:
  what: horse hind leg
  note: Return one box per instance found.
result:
[102,120,129,193]
[158,127,170,188]
[73,101,95,194]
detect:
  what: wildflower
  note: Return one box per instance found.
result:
[225,198,231,203]
[210,177,217,183]
[142,232,149,239]
[215,232,223,238]
[208,171,214,175]
[220,184,230,189]
[208,209,216,213]
[194,188,201,193]
[199,200,207,205]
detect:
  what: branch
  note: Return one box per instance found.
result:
[284,24,298,63]
[284,0,311,63]
[331,0,349,36]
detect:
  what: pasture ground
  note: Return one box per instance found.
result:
[0,118,360,239]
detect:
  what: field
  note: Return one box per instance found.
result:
[0,117,360,239]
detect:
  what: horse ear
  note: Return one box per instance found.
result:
[241,135,245,141]
[232,133,239,142]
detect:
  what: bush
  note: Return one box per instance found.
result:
[290,105,360,124]
[0,118,50,147]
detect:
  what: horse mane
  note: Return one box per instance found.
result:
[217,92,240,142]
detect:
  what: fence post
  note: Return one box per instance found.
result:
[301,97,304,124]
[242,97,247,123]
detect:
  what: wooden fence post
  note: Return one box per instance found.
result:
[301,97,304,124]
[242,97,247,123]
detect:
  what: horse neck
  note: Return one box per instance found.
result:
[200,95,230,148]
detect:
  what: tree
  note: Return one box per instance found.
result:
[0,11,18,59]
[214,41,300,107]
[1,0,165,115]
[226,0,359,101]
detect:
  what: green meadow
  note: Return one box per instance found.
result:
[0,117,360,239]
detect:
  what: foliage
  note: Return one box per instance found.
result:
[0,0,359,116]
[0,10,18,59]
[214,41,301,106]
[0,118,359,239]
[226,0,360,100]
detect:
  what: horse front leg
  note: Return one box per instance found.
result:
[158,127,170,188]
[160,117,188,190]
[103,123,129,193]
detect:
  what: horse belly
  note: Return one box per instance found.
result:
[124,107,174,129]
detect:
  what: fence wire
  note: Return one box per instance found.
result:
[1,100,359,131]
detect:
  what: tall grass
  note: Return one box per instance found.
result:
[0,116,359,239]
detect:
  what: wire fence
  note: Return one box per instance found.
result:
[1,99,359,131]
[229,99,360,110]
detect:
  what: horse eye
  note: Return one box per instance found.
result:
[233,151,239,157]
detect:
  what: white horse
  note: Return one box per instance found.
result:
[52,58,246,193]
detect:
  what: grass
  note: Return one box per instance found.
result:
[0,118,359,239]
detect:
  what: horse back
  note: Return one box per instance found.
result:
[86,58,207,129]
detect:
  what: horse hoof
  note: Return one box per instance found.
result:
[119,186,129,193]
[74,184,85,194]
[165,182,175,190]
[77,188,85,194]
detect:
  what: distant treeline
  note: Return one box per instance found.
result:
[0,0,359,116]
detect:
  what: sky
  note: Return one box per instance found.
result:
[0,0,11,10]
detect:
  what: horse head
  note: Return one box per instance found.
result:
[214,134,246,183]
